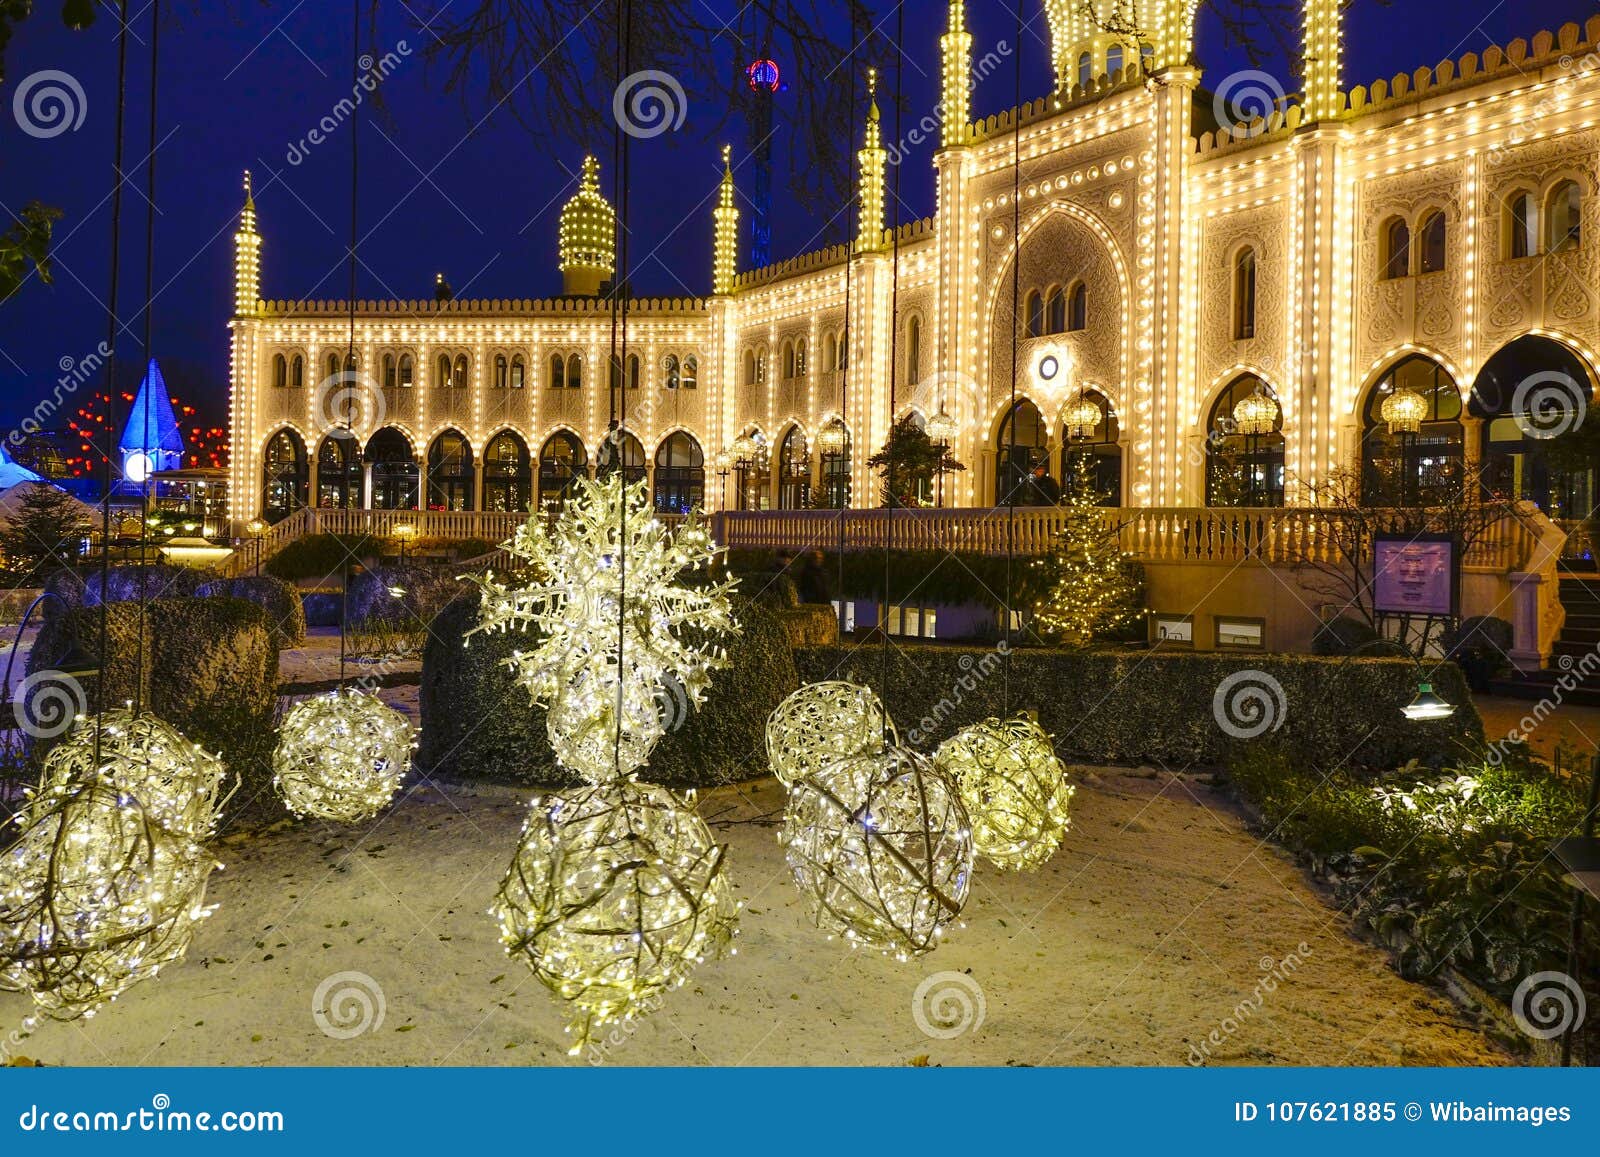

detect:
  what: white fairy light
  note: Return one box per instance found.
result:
[273,688,413,824]
[765,681,896,789]
[933,715,1074,871]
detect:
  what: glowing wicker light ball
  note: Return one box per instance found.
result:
[0,780,219,1020]
[35,708,229,842]
[933,716,1074,872]
[273,688,414,823]
[765,680,897,790]
[782,745,973,959]
[492,779,739,1052]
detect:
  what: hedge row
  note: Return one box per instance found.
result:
[418,593,797,788]
[727,548,1050,610]
[793,644,1482,773]
[195,575,307,648]
[28,598,281,814]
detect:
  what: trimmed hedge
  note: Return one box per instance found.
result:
[419,593,797,788]
[794,643,1481,773]
[264,533,380,583]
[772,605,840,647]
[28,598,280,813]
[195,575,306,648]
[727,548,1050,610]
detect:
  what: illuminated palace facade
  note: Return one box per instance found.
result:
[230,0,1600,529]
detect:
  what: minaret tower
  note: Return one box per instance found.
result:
[1301,0,1343,121]
[856,67,887,252]
[940,0,972,145]
[713,145,740,296]
[234,170,261,317]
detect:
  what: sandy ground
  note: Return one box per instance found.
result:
[1475,693,1600,765]
[0,766,1510,1068]
[278,627,423,686]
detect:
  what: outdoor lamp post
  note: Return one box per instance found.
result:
[392,522,417,564]
[926,410,958,508]
[1339,638,1456,722]
[731,434,757,510]
[816,421,848,508]
[246,518,266,575]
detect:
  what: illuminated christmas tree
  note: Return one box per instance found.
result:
[1032,452,1144,647]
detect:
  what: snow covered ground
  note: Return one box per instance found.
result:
[0,767,1509,1068]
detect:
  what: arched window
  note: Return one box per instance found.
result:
[1045,287,1066,334]
[549,353,565,389]
[1233,247,1257,340]
[494,354,508,389]
[995,399,1050,504]
[682,356,698,390]
[1025,290,1044,338]
[398,353,414,387]
[537,431,586,510]
[1106,44,1124,77]
[608,353,640,390]
[733,430,771,510]
[795,338,807,375]
[325,353,341,383]
[1077,50,1093,88]
[664,354,680,389]
[383,353,397,390]
[783,341,796,380]
[1060,390,1121,506]
[272,354,287,389]
[743,349,757,385]
[906,316,923,384]
[261,428,308,520]
[1548,180,1582,251]
[1360,355,1465,506]
[597,429,647,486]
[291,354,304,388]
[1507,191,1538,259]
[364,427,419,510]
[452,353,469,389]
[654,432,705,514]
[757,351,768,382]
[484,431,533,513]
[837,331,849,370]
[316,435,362,509]
[565,354,582,390]
[426,430,474,511]
[778,426,810,509]
[1472,334,1597,515]
[1205,376,1285,507]
[1381,216,1411,279]
[510,355,525,388]
[1418,211,1447,273]
[437,354,452,388]
[1067,283,1087,332]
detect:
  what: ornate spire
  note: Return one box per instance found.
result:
[559,155,617,296]
[233,170,261,317]
[940,0,973,147]
[1301,0,1343,121]
[713,145,740,296]
[857,68,886,251]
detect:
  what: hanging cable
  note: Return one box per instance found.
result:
[878,2,909,746]
[835,3,866,624]
[1003,0,1025,716]
[338,0,360,689]
[91,0,132,771]
[609,0,634,777]
[132,0,160,718]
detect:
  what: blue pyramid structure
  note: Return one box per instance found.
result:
[119,358,184,480]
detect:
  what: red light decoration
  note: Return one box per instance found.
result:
[746,58,780,93]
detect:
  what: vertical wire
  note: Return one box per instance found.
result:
[610,0,633,776]
[339,0,360,689]
[879,5,908,746]
[133,0,160,717]
[92,0,132,769]
[836,9,863,619]
[1003,0,1024,716]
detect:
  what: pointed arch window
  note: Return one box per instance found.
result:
[398,353,414,387]
[1548,180,1582,251]
[291,354,304,388]
[437,354,452,388]
[510,355,525,388]
[1106,44,1124,77]
[743,349,757,385]
[1077,51,1093,88]
[1418,211,1447,274]
[272,353,287,389]
[1508,191,1538,259]
[1024,290,1044,338]
[549,353,565,390]
[906,316,923,384]
[1233,247,1257,340]
[1067,283,1087,332]
[682,355,698,390]
[494,354,508,389]
[452,353,469,389]
[795,338,807,375]
[1045,287,1066,334]
[664,354,680,389]
[383,353,397,390]
[565,353,582,390]
[1381,217,1411,280]
[782,340,796,380]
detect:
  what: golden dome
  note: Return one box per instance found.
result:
[559,156,616,282]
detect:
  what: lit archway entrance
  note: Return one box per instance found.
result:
[1205,376,1284,507]
[1471,335,1597,519]
[262,428,308,521]
[427,430,475,511]
[995,399,1049,505]
[484,431,533,513]
[778,426,811,509]
[1361,355,1465,505]
[1060,390,1122,505]
[365,428,419,510]
[654,432,705,514]
[537,431,586,511]
[316,435,362,509]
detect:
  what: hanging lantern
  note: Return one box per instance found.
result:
[1062,391,1103,442]
[933,716,1074,872]
[815,422,849,455]
[273,688,414,823]
[0,780,219,1020]
[492,780,739,1053]
[1231,383,1280,436]
[765,681,896,789]
[34,708,230,842]
[731,433,758,464]
[925,410,959,446]
[1381,387,1427,435]
[782,745,973,959]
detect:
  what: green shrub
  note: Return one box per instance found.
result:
[419,594,797,788]
[346,564,466,655]
[725,549,1049,610]
[772,605,840,647]
[28,598,279,818]
[265,533,379,583]
[196,574,306,648]
[794,643,1481,771]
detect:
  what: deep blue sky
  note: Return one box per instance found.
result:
[0,0,1589,430]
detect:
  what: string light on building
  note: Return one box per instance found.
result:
[558,156,617,297]
[933,716,1074,872]
[273,688,414,824]
[713,146,741,297]
[940,0,973,146]
[233,170,261,318]
[858,68,887,250]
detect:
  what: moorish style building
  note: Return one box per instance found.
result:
[227,1,1600,656]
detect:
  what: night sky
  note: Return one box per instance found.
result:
[0,0,1590,434]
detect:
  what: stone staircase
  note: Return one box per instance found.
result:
[1489,568,1600,706]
